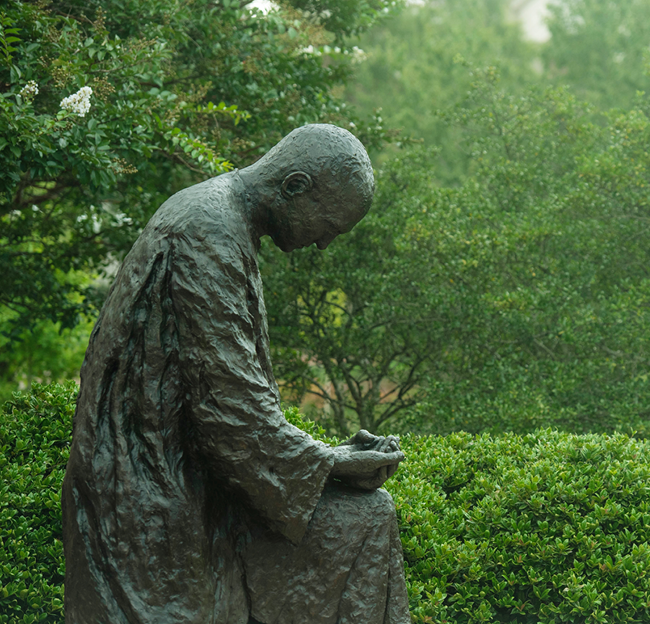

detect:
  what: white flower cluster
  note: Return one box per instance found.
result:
[20,81,39,99]
[300,44,321,56]
[60,86,93,117]
[299,45,366,63]
[350,46,367,64]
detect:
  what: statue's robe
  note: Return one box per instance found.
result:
[62,173,410,624]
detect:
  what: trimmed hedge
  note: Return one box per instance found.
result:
[390,432,650,623]
[5,385,650,623]
[0,383,71,623]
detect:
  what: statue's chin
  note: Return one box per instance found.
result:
[270,234,291,252]
[277,240,305,253]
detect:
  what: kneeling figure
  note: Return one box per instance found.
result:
[62,124,410,624]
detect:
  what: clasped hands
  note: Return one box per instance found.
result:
[329,430,404,491]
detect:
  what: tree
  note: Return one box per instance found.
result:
[265,66,650,437]
[406,69,650,435]
[0,314,92,404]
[0,0,394,339]
[344,0,539,183]
[0,0,398,395]
[261,148,444,435]
[542,0,650,111]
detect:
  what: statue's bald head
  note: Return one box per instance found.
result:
[258,124,374,214]
[244,124,374,252]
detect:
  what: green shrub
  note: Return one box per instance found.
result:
[5,384,650,623]
[0,382,73,623]
[391,432,650,623]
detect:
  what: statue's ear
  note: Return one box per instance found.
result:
[281,172,313,199]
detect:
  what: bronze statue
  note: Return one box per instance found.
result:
[62,124,410,623]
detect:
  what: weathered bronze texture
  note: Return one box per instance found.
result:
[62,124,410,623]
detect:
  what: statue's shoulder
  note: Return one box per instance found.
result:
[147,174,237,236]
[131,173,254,277]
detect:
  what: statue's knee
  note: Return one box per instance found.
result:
[320,484,396,525]
[369,487,396,517]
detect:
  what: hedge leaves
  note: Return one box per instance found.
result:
[5,385,650,622]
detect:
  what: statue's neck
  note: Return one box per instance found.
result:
[231,169,265,251]
[235,166,275,244]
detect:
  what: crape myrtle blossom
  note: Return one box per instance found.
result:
[350,46,366,63]
[299,45,366,63]
[300,44,321,56]
[19,81,39,99]
[60,86,93,117]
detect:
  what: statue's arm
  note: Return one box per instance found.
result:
[169,233,334,544]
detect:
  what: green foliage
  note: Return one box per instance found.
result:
[7,384,650,623]
[0,0,398,399]
[391,430,650,623]
[0,0,392,338]
[405,71,650,437]
[262,147,445,435]
[543,0,650,111]
[268,68,650,436]
[0,315,92,405]
[344,0,539,181]
[284,404,339,445]
[289,0,401,40]
[346,0,650,171]
[0,382,75,624]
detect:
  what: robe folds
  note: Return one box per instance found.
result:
[62,173,410,624]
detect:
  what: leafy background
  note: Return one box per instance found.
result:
[4,0,650,440]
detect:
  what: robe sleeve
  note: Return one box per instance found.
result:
[168,228,334,544]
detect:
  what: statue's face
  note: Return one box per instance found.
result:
[269,189,367,253]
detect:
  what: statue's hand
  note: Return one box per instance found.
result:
[338,429,401,454]
[337,430,402,484]
[329,441,404,491]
